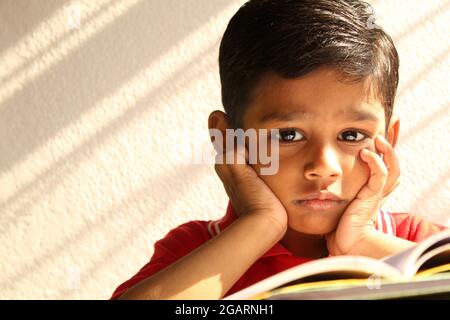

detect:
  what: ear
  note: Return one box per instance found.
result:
[386,113,400,148]
[208,110,231,153]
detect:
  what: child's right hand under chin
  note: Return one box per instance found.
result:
[214,143,288,238]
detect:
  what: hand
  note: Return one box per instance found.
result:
[325,135,401,256]
[214,143,288,237]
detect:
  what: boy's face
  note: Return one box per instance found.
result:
[242,67,397,235]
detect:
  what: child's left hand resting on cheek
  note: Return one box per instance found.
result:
[325,135,416,259]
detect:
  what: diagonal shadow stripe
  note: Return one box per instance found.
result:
[0,162,216,297]
[410,167,450,218]
[0,0,116,85]
[400,104,450,145]
[0,0,230,176]
[0,41,218,235]
[0,0,61,55]
[58,167,222,300]
[397,45,450,98]
[393,1,450,42]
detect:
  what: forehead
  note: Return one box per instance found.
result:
[244,68,385,125]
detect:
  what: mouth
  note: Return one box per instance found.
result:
[294,191,345,211]
[295,199,344,211]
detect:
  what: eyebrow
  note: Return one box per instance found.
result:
[259,108,380,123]
[259,110,310,123]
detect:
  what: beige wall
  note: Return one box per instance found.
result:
[0,0,448,299]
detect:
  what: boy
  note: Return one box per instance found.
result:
[111,0,447,299]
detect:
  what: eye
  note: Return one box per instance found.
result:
[338,130,368,142]
[274,129,305,143]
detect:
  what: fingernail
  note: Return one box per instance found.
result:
[361,149,369,157]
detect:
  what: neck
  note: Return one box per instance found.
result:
[280,228,329,259]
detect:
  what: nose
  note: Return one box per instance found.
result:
[303,145,342,183]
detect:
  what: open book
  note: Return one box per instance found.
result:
[224,229,450,300]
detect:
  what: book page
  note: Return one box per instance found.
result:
[265,274,450,300]
[225,230,450,300]
[415,244,450,272]
[224,255,401,300]
[381,229,450,277]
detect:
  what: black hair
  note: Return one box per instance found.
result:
[219,0,399,132]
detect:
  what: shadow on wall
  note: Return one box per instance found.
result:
[0,0,231,176]
[0,0,229,234]
[0,163,212,299]
[412,168,450,222]
[392,0,450,42]
[0,41,218,297]
[0,0,115,91]
[0,0,232,299]
[0,39,219,234]
[0,0,61,54]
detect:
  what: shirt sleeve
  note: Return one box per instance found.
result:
[391,213,448,243]
[110,220,210,300]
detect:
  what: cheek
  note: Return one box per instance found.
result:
[251,160,295,200]
[251,160,285,184]
[343,138,377,173]
[353,159,371,180]
[342,150,372,195]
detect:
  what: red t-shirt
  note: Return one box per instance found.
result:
[110,201,447,299]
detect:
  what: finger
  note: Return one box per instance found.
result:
[214,161,231,187]
[374,135,401,197]
[360,148,388,195]
[214,151,245,210]
[383,178,400,199]
[214,144,241,184]
[379,178,400,205]
[218,143,257,184]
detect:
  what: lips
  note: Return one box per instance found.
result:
[296,192,344,211]
[297,199,342,210]
[299,192,342,201]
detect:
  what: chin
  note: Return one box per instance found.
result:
[286,209,342,235]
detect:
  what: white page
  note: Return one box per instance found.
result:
[382,229,450,277]
[224,255,401,300]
